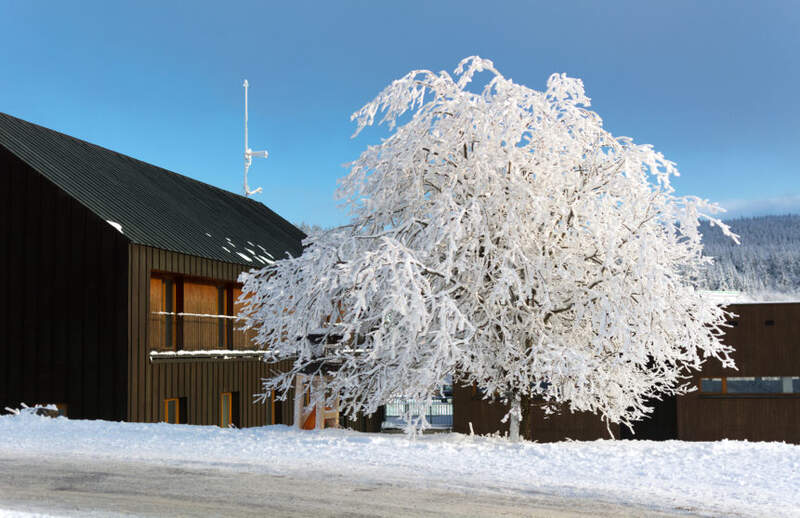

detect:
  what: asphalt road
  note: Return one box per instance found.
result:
[0,454,698,517]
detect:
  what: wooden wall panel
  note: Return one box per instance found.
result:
[678,395,800,442]
[128,244,282,427]
[0,147,128,420]
[699,303,800,377]
[143,358,275,427]
[22,162,38,405]
[677,302,800,443]
[0,148,9,405]
[452,383,618,442]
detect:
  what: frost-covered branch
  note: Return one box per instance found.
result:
[240,56,737,439]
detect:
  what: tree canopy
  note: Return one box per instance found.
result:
[240,56,737,439]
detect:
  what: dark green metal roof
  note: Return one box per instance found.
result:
[0,112,304,266]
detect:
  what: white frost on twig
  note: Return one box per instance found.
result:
[239,56,737,438]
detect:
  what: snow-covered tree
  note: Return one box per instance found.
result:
[293,221,331,236]
[240,56,737,440]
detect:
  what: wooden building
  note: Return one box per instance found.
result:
[677,302,800,442]
[453,302,800,443]
[0,112,304,427]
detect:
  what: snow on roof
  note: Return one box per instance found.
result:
[106,220,124,234]
[701,290,800,305]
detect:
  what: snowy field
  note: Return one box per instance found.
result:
[1,413,799,517]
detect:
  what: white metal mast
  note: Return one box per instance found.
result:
[243,79,268,196]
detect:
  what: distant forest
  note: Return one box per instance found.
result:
[699,214,800,297]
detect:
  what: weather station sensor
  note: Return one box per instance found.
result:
[242,79,268,197]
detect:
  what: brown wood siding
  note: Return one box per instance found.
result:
[128,244,292,426]
[452,384,618,442]
[678,302,800,443]
[0,146,128,420]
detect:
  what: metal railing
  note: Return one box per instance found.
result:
[383,397,453,429]
[149,312,258,351]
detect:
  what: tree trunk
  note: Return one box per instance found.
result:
[509,394,521,442]
[520,394,533,441]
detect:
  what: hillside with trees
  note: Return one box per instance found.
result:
[699,214,800,297]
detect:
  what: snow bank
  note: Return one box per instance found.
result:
[1,413,798,517]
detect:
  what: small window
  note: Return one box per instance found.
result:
[220,392,232,427]
[765,320,775,326]
[727,376,781,394]
[220,392,240,427]
[164,397,187,424]
[700,376,800,395]
[700,378,723,393]
[55,403,68,417]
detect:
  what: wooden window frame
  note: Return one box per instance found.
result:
[165,397,179,424]
[220,392,232,427]
[151,273,243,351]
[150,274,181,351]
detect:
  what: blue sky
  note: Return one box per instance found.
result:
[1,1,798,226]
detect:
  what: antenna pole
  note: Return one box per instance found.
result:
[244,79,248,156]
[242,79,266,197]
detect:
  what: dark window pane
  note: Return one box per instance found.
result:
[164,280,174,349]
[166,399,177,424]
[221,393,230,427]
[700,378,722,392]
[727,377,782,394]
[791,377,800,394]
[218,288,226,347]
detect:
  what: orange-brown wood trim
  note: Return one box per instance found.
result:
[164,397,179,423]
[220,392,232,427]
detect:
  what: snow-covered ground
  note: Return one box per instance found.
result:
[1,412,799,517]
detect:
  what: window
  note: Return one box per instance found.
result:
[220,392,231,427]
[700,378,723,393]
[149,275,246,351]
[150,277,177,350]
[233,287,257,349]
[220,392,239,427]
[700,377,800,395]
[164,397,187,424]
[217,286,228,348]
[728,377,781,394]
[184,282,228,350]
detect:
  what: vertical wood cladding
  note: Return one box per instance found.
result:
[456,303,800,443]
[678,302,800,443]
[128,244,291,426]
[0,147,128,419]
[452,383,618,442]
